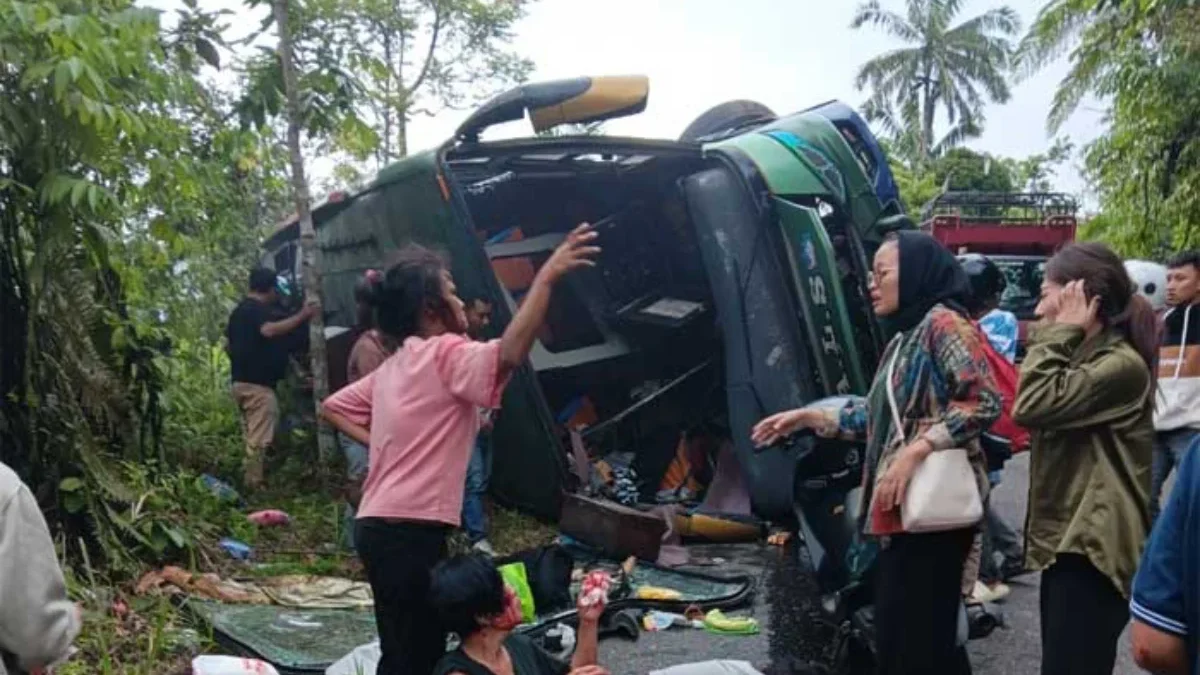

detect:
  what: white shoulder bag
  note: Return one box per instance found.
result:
[885,346,983,533]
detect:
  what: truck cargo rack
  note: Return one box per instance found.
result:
[920,191,1078,256]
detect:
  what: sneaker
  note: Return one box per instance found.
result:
[472,539,496,557]
[984,582,1011,603]
[965,581,989,606]
[966,580,1010,605]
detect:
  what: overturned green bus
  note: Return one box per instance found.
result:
[262,76,908,546]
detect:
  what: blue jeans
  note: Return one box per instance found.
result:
[339,433,370,549]
[980,471,1023,583]
[1151,428,1198,519]
[461,438,492,543]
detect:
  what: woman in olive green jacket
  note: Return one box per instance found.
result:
[1013,242,1158,675]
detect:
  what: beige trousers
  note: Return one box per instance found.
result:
[232,382,278,487]
[962,531,983,596]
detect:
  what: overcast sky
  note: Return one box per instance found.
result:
[156,0,1106,203]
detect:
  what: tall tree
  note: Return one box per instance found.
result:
[932,147,1017,194]
[1019,1,1200,256]
[852,0,1020,166]
[272,0,335,463]
[1003,136,1073,192]
[0,0,203,480]
[1015,0,1144,132]
[354,0,534,162]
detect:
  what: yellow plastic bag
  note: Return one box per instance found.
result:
[634,585,683,601]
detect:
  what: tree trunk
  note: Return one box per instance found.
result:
[920,77,934,167]
[381,20,394,165]
[273,0,335,464]
[0,209,30,477]
[396,108,408,159]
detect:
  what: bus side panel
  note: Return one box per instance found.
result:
[683,162,815,520]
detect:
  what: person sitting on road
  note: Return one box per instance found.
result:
[430,554,608,675]
[753,231,1000,675]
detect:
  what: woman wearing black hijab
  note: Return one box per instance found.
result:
[753,231,1001,675]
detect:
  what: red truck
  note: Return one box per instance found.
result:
[921,191,1079,355]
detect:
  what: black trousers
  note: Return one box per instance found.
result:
[356,518,449,675]
[875,528,974,675]
[1040,553,1129,675]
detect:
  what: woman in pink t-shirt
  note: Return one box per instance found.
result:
[321,224,599,675]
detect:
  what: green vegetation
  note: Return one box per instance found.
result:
[0,0,534,670]
[852,0,1021,167]
[1019,1,1200,256]
[852,0,1076,212]
[862,0,1200,259]
[1,0,1198,669]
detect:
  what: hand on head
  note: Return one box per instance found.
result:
[1052,280,1099,329]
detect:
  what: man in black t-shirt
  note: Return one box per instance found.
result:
[226,267,317,488]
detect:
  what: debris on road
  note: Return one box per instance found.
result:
[247,509,291,527]
[643,610,704,631]
[702,610,759,636]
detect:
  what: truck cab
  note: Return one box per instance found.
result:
[921,191,1079,355]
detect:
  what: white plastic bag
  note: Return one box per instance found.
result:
[325,641,381,675]
[192,655,281,675]
[650,661,764,675]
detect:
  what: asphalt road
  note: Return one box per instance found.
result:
[599,453,1145,675]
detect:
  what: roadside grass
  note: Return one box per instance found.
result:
[62,569,208,675]
[490,507,559,555]
[63,434,556,673]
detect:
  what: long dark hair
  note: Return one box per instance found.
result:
[353,269,381,331]
[1044,242,1159,385]
[369,245,454,342]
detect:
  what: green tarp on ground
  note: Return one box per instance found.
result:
[189,600,378,673]
[189,559,753,673]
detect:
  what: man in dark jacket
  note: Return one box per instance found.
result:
[226,267,316,488]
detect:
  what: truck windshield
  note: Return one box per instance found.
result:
[995,258,1045,319]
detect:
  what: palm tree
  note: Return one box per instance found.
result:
[863,97,983,169]
[852,0,1021,165]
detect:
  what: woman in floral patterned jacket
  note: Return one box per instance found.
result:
[752,231,1000,675]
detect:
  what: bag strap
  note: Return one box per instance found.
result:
[884,339,905,442]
